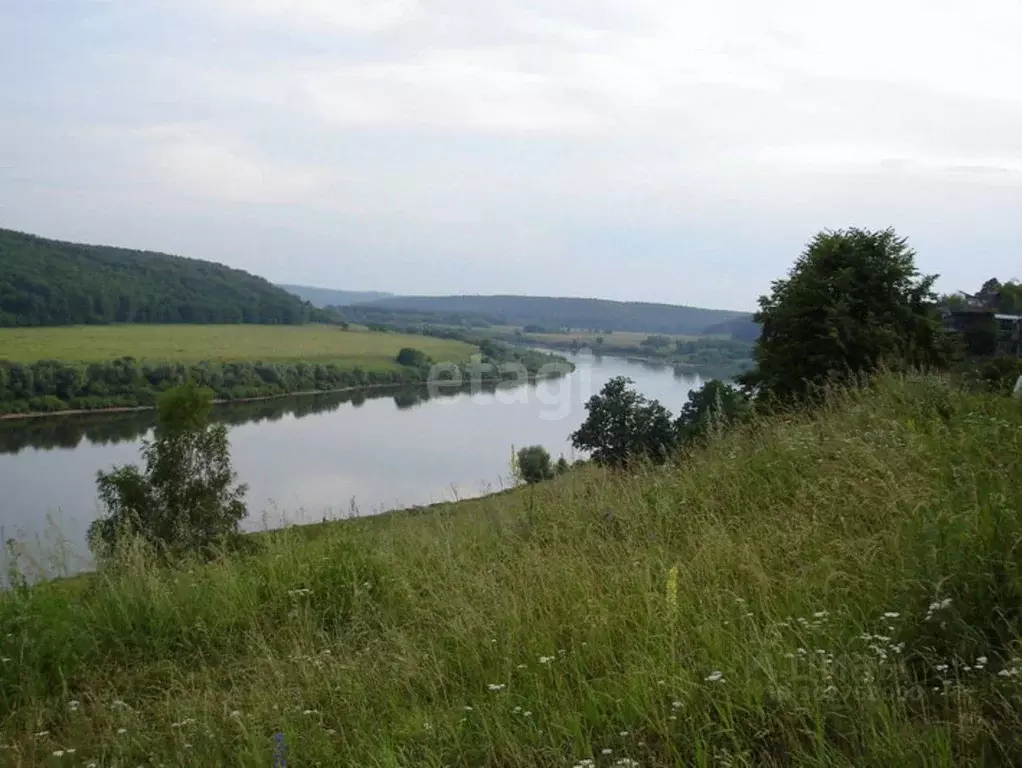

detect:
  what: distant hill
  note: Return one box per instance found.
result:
[0,228,322,327]
[363,294,750,335]
[702,314,761,342]
[280,285,395,308]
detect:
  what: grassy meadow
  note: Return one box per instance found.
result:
[3,373,1022,765]
[0,325,477,369]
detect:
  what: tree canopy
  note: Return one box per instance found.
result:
[743,228,951,403]
[0,228,324,326]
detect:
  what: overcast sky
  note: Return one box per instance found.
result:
[1,1,1020,311]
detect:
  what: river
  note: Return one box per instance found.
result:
[0,352,705,577]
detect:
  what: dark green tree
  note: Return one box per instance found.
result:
[555,456,570,475]
[396,348,430,367]
[88,381,247,559]
[571,376,677,468]
[516,445,554,484]
[742,228,952,404]
[675,380,751,443]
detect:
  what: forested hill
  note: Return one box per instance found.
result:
[0,229,321,327]
[363,294,752,335]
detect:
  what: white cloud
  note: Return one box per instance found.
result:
[132,125,329,204]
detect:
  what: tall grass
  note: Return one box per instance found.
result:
[2,374,1022,766]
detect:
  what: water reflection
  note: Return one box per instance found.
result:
[0,381,509,456]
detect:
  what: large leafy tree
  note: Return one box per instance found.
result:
[89,381,247,558]
[743,228,952,403]
[571,376,676,467]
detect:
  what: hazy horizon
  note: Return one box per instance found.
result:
[2,1,1020,310]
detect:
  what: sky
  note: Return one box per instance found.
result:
[1,1,1020,311]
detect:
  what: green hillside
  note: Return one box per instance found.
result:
[364,294,751,335]
[6,374,1022,764]
[0,228,321,327]
[279,284,395,308]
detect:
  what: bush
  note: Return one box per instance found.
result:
[516,445,554,484]
[88,382,248,559]
[396,348,431,368]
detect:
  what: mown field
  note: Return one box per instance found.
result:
[3,374,1022,766]
[0,325,477,368]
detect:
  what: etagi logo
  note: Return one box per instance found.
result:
[424,361,594,421]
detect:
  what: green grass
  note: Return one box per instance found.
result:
[0,325,477,369]
[3,374,1022,765]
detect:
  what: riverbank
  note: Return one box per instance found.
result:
[3,373,1022,765]
[0,337,571,417]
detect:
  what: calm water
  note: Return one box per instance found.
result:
[0,352,704,576]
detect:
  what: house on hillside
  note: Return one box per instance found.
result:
[941,306,1022,358]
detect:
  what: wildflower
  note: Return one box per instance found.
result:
[813,611,829,619]
[513,706,522,714]
[666,566,678,612]
[999,669,1016,678]
[883,612,900,619]
[487,683,506,692]
[230,710,242,718]
[117,728,127,735]
[602,748,613,755]
[619,731,629,737]
[272,732,288,768]
[524,711,532,717]
[669,715,677,721]
[66,749,76,755]
[112,699,128,708]
[302,709,319,716]
[539,656,554,664]
[705,671,725,683]
[657,679,666,686]
[34,731,49,738]
[68,700,81,711]
[463,706,473,712]
[52,751,65,758]
[976,656,989,667]
[516,664,527,669]
[671,700,682,709]
[935,664,949,673]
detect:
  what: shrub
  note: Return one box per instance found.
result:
[516,445,554,484]
[88,382,248,559]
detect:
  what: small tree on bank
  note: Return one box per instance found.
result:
[88,381,247,559]
[516,445,554,484]
[742,227,952,404]
[571,376,677,468]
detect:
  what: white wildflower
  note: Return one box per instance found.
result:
[705,671,725,683]
[976,656,989,666]
[34,731,49,738]
[487,683,506,692]
[602,748,613,755]
[52,751,65,758]
[619,731,629,737]
[463,706,473,711]
[539,656,554,664]
[524,711,532,717]
[117,728,127,735]
[672,700,682,709]
[813,611,829,619]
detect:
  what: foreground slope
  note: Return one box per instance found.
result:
[365,294,751,335]
[0,228,320,326]
[3,375,1022,765]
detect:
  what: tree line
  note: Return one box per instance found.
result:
[0,339,571,415]
[0,228,327,327]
